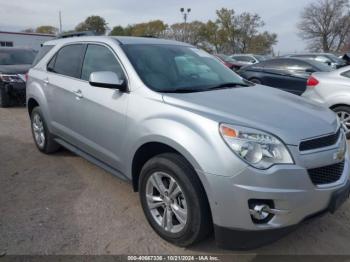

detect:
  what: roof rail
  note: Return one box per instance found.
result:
[56,31,96,39]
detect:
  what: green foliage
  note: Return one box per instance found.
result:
[75,15,108,35]
[35,25,58,35]
[109,26,126,36]
[74,8,277,54]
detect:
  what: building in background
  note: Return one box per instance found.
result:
[0,31,55,51]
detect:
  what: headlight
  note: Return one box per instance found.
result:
[219,123,294,169]
[0,73,24,83]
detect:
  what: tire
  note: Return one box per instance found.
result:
[249,78,262,85]
[0,87,10,108]
[30,106,60,154]
[332,105,350,139]
[139,153,212,247]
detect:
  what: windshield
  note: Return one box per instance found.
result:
[0,49,36,65]
[122,44,246,92]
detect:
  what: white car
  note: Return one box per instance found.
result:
[303,66,350,137]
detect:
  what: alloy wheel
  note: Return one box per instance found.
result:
[337,111,350,135]
[32,113,46,148]
[145,172,188,234]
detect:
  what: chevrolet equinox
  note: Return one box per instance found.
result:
[26,36,350,249]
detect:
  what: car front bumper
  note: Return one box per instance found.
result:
[202,144,350,249]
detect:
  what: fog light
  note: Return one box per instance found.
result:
[248,199,290,224]
[250,204,270,221]
[248,199,274,224]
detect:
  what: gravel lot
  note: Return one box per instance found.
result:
[1,107,350,255]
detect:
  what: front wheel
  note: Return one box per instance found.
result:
[333,106,350,139]
[139,153,211,247]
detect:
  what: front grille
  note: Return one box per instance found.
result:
[308,161,345,185]
[299,129,340,151]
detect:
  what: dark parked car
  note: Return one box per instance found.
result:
[237,58,332,95]
[213,54,245,71]
[286,53,346,69]
[0,48,36,107]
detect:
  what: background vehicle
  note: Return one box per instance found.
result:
[230,54,267,66]
[0,47,36,107]
[286,53,346,69]
[237,58,332,95]
[213,54,245,71]
[302,66,350,137]
[27,36,349,250]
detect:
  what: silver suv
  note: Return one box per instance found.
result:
[27,36,350,250]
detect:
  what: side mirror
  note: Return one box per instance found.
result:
[89,71,127,91]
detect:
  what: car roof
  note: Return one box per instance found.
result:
[288,53,333,56]
[232,54,254,56]
[44,36,192,47]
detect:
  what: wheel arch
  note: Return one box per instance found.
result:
[27,97,40,117]
[330,103,350,110]
[131,141,203,192]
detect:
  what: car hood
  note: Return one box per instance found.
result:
[162,85,338,145]
[0,64,32,74]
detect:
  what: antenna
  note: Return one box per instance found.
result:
[59,11,63,34]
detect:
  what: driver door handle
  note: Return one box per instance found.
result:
[43,78,49,85]
[73,89,84,99]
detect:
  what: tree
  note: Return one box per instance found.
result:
[198,20,221,52]
[215,8,237,53]
[22,28,35,33]
[75,16,108,35]
[248,32,278,54]
[109,26,126,36]
[166,21,205,45]
[129,20,167,37]
[235,13,265,53]
[36,25,58,35]
[298,0,350,52]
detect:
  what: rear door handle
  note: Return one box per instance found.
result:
[73,89,84,99]
[43,78,49,85]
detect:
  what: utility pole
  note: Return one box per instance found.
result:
[180,8,191,42]
[59,11,63,34]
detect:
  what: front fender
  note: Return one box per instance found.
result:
[124,114,246,179]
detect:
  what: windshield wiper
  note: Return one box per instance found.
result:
[207,82,250,91]
[160,82,250,93]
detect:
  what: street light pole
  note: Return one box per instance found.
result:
[180,8,191,42]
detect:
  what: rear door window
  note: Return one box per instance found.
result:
[51,44,86,78]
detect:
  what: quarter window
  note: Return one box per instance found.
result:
[81,44,125,81]
[51,44,86,78]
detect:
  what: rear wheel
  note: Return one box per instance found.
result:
[139,153,211,247]
[30,106,60,153]
[333,105,350,139]
[0,87,10,108]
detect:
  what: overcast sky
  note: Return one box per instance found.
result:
[0,0,316,54]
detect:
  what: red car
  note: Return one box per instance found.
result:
[213,54,245,71]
